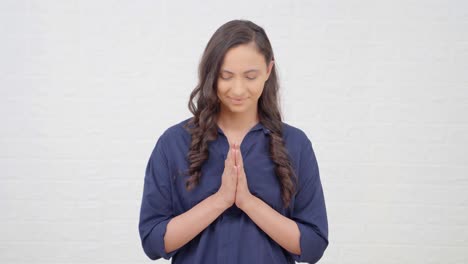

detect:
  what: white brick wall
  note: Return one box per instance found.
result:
[1,1,467,263]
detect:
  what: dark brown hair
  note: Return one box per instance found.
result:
[182,19,298,209]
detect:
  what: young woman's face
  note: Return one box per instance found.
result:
[217,43,274,113]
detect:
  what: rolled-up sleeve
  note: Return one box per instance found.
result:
[138,133,180,260]
[289,136,329,263]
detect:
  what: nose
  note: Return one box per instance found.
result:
[231,78,246,96]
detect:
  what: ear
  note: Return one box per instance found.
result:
[266,60,274,81]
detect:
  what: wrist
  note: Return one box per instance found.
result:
[212,192,230,211]
[239,193,255,212]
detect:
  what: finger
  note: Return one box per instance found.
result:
[232,164,237,179]
[236,143,243,170]
[226,143,234,166]
[234,143,237,164]
[232,142,237,165]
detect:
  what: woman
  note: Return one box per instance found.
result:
[138,19,329,263]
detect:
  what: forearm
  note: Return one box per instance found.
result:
[241,195,301,255]
[164,193,227,253]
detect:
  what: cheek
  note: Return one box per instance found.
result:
[216,80,228,93]
[251,83,264,96]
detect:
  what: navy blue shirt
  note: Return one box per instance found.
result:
[138,117,329,263]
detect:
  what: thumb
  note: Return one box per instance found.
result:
[233,165,239,183]
[231,143,237,165]
[232,164,237,178]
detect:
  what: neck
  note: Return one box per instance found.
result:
[216,110,259,134]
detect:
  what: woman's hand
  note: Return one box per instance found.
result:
[233,143,253,210]
[216,142,238,210]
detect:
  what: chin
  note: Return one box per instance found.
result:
[227,105,246,111]
[224,102,248,112]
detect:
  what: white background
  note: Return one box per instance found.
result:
[1,1,467,263]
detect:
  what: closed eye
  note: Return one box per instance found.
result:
[220,76,257,80]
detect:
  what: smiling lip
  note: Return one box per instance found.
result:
[229,97,246,104]
[229,97,246,100]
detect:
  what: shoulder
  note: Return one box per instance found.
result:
[157,117,192,142]
[281,121,312,147]
[148,117,193,170]
[282,122,320,191]
[281,121,317,171]
[151,117,193,160]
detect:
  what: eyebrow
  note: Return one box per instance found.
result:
[221,69,260,74]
